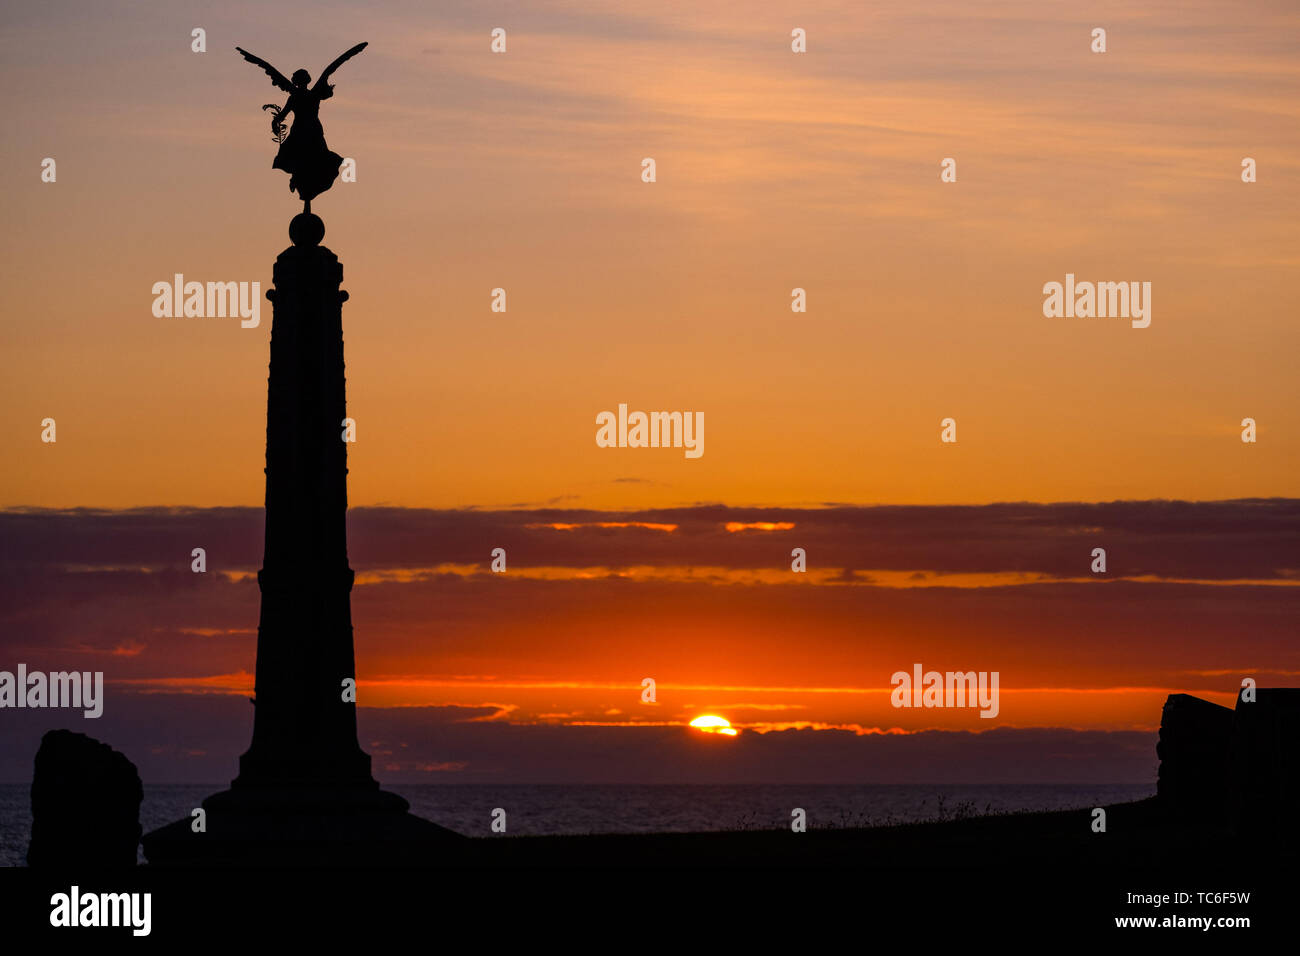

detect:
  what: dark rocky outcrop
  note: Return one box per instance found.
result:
[1230,688,1300,841]
[1156,693,1233,816]
[28,729,142,868]
[1157,688,1299,841]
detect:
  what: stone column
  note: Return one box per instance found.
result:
[143,214,461,864]
[234,212,374,789]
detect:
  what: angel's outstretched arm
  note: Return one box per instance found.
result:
[236,47,295,93]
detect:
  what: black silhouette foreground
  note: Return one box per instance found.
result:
[125,684,1300,867]
[28,730,142,868]
[1159,687,1300,841]
[142,211,461,865]
[235,42,367,210]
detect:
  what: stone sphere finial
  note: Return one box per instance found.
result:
[289,213,325,247]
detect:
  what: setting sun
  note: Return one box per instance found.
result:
[689,715,738,737]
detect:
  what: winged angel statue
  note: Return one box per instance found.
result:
[235,42,368,210]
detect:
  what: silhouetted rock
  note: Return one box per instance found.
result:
[1156,689,1300,842]
[1156,693,1233,817]
[1231,688,1300,842]
[28,729,142,868]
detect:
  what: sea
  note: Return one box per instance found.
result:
[0,782,1154,866]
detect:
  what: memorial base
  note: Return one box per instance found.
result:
[143,784,465,867]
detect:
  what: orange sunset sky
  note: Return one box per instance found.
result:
[1,0,1297,782]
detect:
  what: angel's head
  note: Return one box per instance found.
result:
[291,69,311,88]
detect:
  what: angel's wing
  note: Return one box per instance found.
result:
[315,42,368,90]
[235,47,294,93]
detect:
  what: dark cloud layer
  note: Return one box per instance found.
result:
[0,501,1293,783]
[0,694,1155,785]
[3,498,1297,578]
[0,502,1295,694]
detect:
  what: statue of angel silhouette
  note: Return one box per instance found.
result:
[236,42,367,212]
